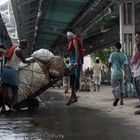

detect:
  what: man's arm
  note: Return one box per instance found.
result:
[108,54,112,72]
[124,64,128,80]
[15,49,32,63]
[108,63,112,72]
[124,55,129,80]
[73,39,79,65]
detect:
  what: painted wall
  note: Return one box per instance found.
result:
[83,55,92,71]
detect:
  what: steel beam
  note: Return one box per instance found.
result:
[111,0,140,4]
[20,0,35,6]
[22,30,35,36]
[20,20,36,26]
[73,0,102,26]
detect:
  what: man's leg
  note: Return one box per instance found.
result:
[119,79,124,105]
[133,76,140,114]
[75,65,81,91]
[67,68,77,105]
[134,76,140,101]
[93,77,97,91]
[112,89,117,99]
[1,84,8,112]
[134,77,140,108]
[67,69,75,105]
[10,87,18,111]
[98,85,100,91]
[120,92,124,105]
[112,80,119,106]
[94,83,96,91]
[97,77,100,91]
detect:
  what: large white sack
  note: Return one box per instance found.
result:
[17,62,50,103]
[31,49,54,63]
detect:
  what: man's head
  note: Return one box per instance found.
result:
[96,59,99,63]
[114,42,121,51]
[135,32,140,44]
[19,40,28,50]
[66,31,76,41]
[95,57,100,63]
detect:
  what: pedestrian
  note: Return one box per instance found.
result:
[1,40,33,112]
[108,42,128,106]
[85,67,91,78]
[66,31,84,105]
[130,32,140,109]
[92,57,102,91]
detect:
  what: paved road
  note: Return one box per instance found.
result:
[0,89,140,140]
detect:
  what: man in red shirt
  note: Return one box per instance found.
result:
[66,31,84,105]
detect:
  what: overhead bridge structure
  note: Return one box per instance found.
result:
[10,0,140,56]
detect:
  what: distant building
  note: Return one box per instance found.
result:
[0,13,12,48]
[0,0,18,44]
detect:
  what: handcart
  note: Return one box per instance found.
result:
[0,48,72,111]
[14,76,63,111]
[14,66,72,111]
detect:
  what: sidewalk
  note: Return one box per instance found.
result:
[62,85,140,128]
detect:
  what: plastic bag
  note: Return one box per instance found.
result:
[124,81,136,97]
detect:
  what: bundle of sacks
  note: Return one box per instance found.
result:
[80,74,90,92]
[16,49,67,104]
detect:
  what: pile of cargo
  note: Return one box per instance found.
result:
[7,49,67,104]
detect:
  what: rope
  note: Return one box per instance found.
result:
[18,62,48,96]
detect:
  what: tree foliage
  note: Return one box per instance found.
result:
[90,47,113,64]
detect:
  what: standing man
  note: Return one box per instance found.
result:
[66,31,84,105]
[130,32,140,106]
[108,42,128,106]
[93,57,102,91]
[1,40,33,112]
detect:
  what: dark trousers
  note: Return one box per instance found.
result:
[134,76,140,100]
[70,65,81,91]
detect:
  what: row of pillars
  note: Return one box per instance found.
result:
[113,0,140,96]
[113,0,140,56]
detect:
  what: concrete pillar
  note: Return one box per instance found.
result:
[118,0,138,97]
[119,1,135,57]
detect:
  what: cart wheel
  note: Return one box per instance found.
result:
[27,98,39,111]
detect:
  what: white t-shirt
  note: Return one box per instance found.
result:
[131,60,140,78]
[6,47,22,70]
[93,63,102,77]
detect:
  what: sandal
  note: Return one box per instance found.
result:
[120,101,124,105]
[72,99,78,103]
[113,98,119,106]
[66,100,73,106]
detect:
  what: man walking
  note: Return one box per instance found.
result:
[92,57,102,91]
[109,42,128,106]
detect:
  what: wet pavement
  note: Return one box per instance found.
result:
[0,88,140,140]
